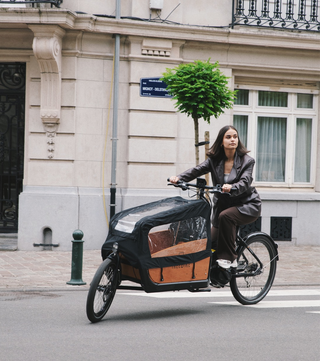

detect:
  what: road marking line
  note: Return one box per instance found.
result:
[119,289,320,299]
[268,289,320,297]
[209,300,320,308]
[120,291,320,309]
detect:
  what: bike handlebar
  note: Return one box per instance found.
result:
[167,178,236,194]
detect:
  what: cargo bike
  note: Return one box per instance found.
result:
[86,178,279,323]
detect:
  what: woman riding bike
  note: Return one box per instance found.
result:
[169,125,261,280]
[86,128,277,321]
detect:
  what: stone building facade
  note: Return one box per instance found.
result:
[0,0,319,250]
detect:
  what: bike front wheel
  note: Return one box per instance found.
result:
[230,235,277,305]
[86,258,118,323]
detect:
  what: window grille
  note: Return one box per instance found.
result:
[270,216,292,241]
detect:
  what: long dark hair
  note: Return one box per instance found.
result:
[206,125,249,161]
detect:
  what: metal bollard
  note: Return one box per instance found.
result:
[67,230,86,285]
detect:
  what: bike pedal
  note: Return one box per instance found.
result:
[235,262,246,272]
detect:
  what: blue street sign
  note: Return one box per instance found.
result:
[140,77,172,98]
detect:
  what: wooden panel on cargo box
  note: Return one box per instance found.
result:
[148,257,210,284]
[151,238,207,258]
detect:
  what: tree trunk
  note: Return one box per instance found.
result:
[193,117,199,165]
[205,131,210,184]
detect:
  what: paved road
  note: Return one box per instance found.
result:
[0,287,319,361]
[1,243,319,361]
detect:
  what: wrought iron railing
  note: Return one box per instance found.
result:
[0,0,62,7]
[232,0,320,32]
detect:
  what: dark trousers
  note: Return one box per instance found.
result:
[211,207,258,262]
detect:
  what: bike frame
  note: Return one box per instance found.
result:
[234,232,279,278]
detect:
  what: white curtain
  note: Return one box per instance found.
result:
[297,93,313,109]
[233,115,248,147]
[234,89,249,105]
[258,91,288,107]
[257,117,287,182]
[295,118,312,182]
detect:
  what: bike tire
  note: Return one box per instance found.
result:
[86,258,118,323]
[230,235,277,305]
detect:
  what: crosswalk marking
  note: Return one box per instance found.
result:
[209,300,320,308]
[119,289,320,299]
[268,289,320,297]
[119,288,320,310]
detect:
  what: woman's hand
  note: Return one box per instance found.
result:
[169,176,180,184]
[222,183,232,193]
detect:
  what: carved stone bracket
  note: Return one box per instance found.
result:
[44,123,59,159]
[29,25,65,159]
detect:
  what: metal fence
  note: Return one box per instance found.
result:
[232,0,320,31]
[0,0,62,7]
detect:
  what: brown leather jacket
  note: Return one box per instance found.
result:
[178,152,261,227]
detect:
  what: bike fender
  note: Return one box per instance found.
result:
[242,231,279,261]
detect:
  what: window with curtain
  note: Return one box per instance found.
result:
[256,117,287,182]
[233,115,248,147]
[258,91,288,107]
[233,88,316,186]
[297,93,313,109]
[234,89,249,105]
[295,118,312,182]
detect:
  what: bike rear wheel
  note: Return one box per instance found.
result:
[230,235,277,305]
[86,258,118,323]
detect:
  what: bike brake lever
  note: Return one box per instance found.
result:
[180,182,188,191]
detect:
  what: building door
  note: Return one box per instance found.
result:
[0,63,26,233]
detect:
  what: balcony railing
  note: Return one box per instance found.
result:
[232,0,320,32]
[0,0,62,7]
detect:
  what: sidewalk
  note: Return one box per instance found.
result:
[0,244,319,291]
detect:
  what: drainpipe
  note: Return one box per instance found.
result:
[110,0,121,219]
[231,0,235,29]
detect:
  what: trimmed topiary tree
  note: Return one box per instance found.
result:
[161,59,236,164]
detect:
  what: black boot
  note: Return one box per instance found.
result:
[210,264,232,288]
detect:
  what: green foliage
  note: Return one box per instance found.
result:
[161,59,236,123]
